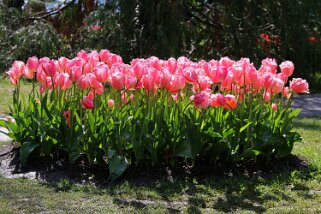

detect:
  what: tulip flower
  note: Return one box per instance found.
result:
[26,56,39,73]
[42,60,56,77]
[193,91,210,109]
[224,94,237,109]
[81,92,94,109]
[290,78,309,93]
[280,61,294,77]
[108,99,114,108]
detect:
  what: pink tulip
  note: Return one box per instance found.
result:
[148,56,162,70]
[167,58,177,73]
[81,92,94,109]
[209,93,225,107]
[42,60,56,77]
[261,58,278,74]
[220,71,234,92]
[92,82,104,95]
[174,74,186,90]
[40,85,45,94]
[70,66,82,82]
[193,91,210,109]
[78,74,92,90]
[40,77,53,92]
[141,73,155,91]
[108,99,114,108]
[271,77,284,94]
[263,91,271,102]
[99,49,110,64]
[263,73,274,89]
[160,70,171,88]
[272,103,278,112]
[55,73,72,90]
[58,57,69,72]
[111,71,125,90]
[183,67,198,83]
[253,74,263,91]
[69,57,85,68]
[26,56,39,73]
[280,61,294,77]
[132,61,146,80]
[282,87,291,99]
[219,57,234,67]
[276,73,287,83]
[224,94,237,109]
[77,50,89,61]
[290,78,309,93]
[125,75,137,90]
[246,66,258,84]
[171,94,179,102]
[94,65,109,83]
[88,50,100,62]
[82,62,92,74]
[24,67,34,79]
[198,75,212,91]
[108,54,123,66]
[130,94,135,101]
[36,66,47,85]
[121,92,128,105]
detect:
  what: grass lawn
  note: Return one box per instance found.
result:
[0,78,32,114]
[0,78,321,213]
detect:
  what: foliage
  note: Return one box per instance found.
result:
[1,1,321,91]
[0,5,69,72]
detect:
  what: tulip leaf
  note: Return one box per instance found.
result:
[108,153,128,181]
[175,141,194,159]
[20,141,39,166]
[88,112,95,133]
[240,122,252,133]
[239,148,261,160]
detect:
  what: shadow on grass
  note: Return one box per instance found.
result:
[293,117,321,130]
[1,143,314,212]
[85,155,313,212]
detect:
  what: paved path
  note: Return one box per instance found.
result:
[292,94,321,118]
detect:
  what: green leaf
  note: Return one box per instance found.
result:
[74,111,82,125]
[239,149,261,160]
[108,154,128,181]
[20,141,39,166]
[240,122,252,133]
[222,128,235,139]
[107,150,116,159]
[88,111,95,133]
[175,141,194,159]
[69,151,81,164]
[204,128,222,138]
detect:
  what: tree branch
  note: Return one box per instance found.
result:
[26,0,76,20]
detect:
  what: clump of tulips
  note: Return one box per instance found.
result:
[2,49,308,180]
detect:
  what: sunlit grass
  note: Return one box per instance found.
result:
[293,117,321,171]
[0,78,32,114]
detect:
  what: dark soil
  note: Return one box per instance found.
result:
[0,142,309,186]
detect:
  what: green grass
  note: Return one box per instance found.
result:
[0,78,32,114]
[0,118,320,213]
[0,78,321,213]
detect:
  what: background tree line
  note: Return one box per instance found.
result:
[1,0,321,90]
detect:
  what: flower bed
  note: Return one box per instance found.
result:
[2,50,308,180]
